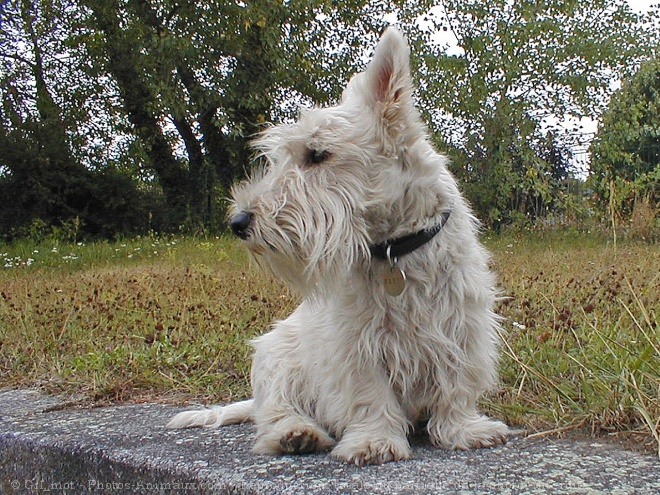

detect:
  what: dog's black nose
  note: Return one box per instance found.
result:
[230,211,253,239]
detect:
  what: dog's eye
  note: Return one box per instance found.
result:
[308,149,330,165]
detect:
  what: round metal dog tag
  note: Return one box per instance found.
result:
[383,266,406,297]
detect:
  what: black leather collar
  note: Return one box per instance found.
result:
[369,209,451,261]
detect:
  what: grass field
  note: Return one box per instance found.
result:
[1,232,658,455]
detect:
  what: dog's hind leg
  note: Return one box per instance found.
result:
[166,399,254,429]
[427,406,509,450]
[423,293,510,450]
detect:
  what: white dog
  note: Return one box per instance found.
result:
[168,27,509,466]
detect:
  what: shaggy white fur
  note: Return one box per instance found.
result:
[167,27,509,466]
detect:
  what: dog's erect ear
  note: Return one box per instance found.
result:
[365,28,413,107]
[340,27,424,147]
[352,27,423,141]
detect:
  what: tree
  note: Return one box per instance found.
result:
[398,0,652,226]
[0,0,167,239]
[74,0,393,229]
[590,56,660,220]
[3,0,655,237]
[1,0,395,236]
[82,0,193,227]
[0,0,96,235]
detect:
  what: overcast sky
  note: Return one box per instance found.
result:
[571,0,656,172]
[627,0,656,12]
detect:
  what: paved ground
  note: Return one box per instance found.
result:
[1,389,658,494]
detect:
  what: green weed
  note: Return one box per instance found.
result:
[0,233,658,454]
[0,236,294,403]
[485,234,659,455]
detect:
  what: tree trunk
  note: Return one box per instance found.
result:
[85,0,189,227]
[128,0,231,225]
[20,0,94,223]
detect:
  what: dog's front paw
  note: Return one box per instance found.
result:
[332,437,412,466]
[279,427,335,454]
[254,423,335,455]
[429,415,509,450]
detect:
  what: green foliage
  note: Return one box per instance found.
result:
[1,0,394,237]
[1,0,658,237]
[0,0,158,240]
[590,56,660,233]
[486,234,659,452]
[400,0,652,226]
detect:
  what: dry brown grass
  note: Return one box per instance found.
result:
[1,233,658,454]
[485,232,659,455]
[0,237,294,404]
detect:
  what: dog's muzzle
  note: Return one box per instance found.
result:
[230,211,253,240]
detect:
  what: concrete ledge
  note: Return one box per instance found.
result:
[1,389,658,494]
